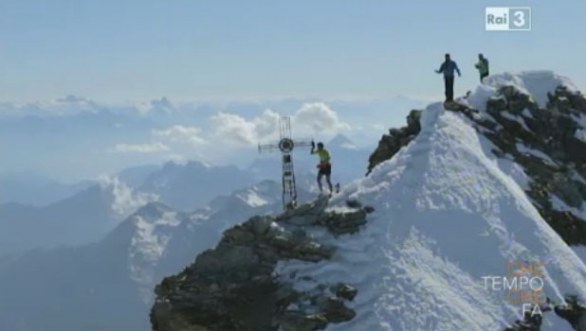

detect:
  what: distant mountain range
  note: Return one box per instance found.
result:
[0,179,302,331]
[0,158,317,256]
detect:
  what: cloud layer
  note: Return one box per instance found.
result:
[211,102,350,145]
[111,142,170,154]
[154,125,207,147]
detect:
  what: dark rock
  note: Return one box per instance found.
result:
[487,97,508,112]
[554,296,586,330]
[151,198,362,331]
[246,216,274,236]
[551,174,584,208]
[319,210,368,235]
[503,301,551,331]
[406,110,422,134]
[320,297,356,323]
[345,199,362,209]
[363,206,376,214]
[333,283,358,301]
[278,196,329,226]
[270,234,296,250]
[473,84,586,246]
[367,110,422,174]
[278,312,328,331]
[223,226,256,245]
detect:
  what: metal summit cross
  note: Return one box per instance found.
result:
[258,116,312,210]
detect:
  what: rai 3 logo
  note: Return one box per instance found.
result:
[486,7,532,31]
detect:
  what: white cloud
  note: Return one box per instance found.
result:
[98,176,159,217]
[253,109,281,137]
[111,142,170,154]
[293,102,351,134]
[211,103,350,145]
[211,110,280,145]
[109,125,206,159]
[153,125,207,147]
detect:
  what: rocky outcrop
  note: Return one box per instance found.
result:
[367,110,422,174]
[150,197,371,331]
[504,314,543,331]
[502,296,586,331]
[369,85,586,247]
[555,296,586,331]
[475,85,586,246]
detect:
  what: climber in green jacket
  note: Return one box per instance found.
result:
[475,54,490,83]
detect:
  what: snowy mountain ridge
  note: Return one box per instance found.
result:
[151,71,586,331]
[314,71,586,330]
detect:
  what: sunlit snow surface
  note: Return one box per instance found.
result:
[236,189,269,207]
[276,72,586,331]
[129,209,181,301]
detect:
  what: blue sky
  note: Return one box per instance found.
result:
[1,0,585,102]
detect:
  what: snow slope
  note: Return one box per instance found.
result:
[277,72,586,330]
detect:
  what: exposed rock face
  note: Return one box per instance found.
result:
[501,298,586,331]
[367,110,422,174]
[365,85,586,330]
[474,85,586,246]
[555,296,586,331]
[150,197,370,331]
[369,85,586,247]
[504,313,543,331]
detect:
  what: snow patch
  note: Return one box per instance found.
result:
[237,190,269,207]
[575,128,586,143]
[501,112,531,131]
[129,211,182,302]
[515,143,557,167]
[484,71,577,108]
[98,175,159,217]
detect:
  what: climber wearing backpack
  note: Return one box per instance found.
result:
[475,53,490,82]
[435,53,461,102]
[311,141,333,195]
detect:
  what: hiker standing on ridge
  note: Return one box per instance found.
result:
[311,141,333,195]
[475,53,490,83]
[435,53,461,102]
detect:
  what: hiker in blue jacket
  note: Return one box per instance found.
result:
[435,53,461,102]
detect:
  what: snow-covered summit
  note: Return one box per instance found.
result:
[274,72,586,330]
[272,71,586,330]
[148,71,586,331]
[303,98,586,329]
[467,71,578,110]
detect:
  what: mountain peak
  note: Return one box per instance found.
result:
[133,201,174,220]
[151,71,586,330]
[328,133,357,150]
[472,71,578,109]
[323,78,586,328]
